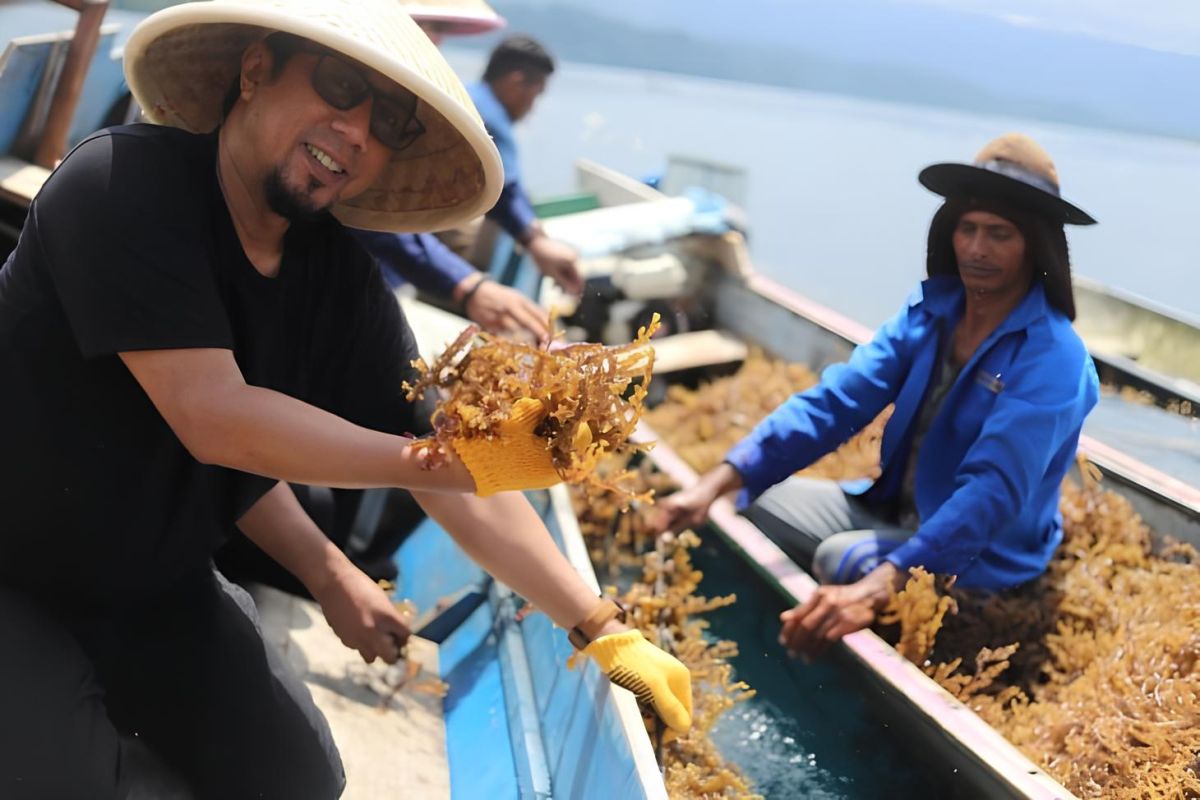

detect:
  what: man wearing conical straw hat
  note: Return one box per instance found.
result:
[657,133,1099,658]
[438,33,586,295]
[0,1,691,796]
[345,0,554,341]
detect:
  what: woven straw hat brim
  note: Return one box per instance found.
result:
[123,0,503,233]
[919,163,1097,226]
[403,2,506,35]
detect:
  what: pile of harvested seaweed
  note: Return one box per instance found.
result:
[636,351,1200,798]
[883,462,1200,799]
[404,316,660,503]
[643,349,889,482]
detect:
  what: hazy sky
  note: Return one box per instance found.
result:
[900,0,1200,55]
[528,0,1200,57]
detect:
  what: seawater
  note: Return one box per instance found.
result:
[689,531,951,798]
[445,49,1200,329]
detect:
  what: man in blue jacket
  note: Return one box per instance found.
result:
[449,35,583,295]
[655,133,1099,658]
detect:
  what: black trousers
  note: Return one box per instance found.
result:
[0,568,344,800]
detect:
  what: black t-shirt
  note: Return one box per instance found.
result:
[0,125,425,607]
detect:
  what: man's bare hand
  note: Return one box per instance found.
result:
[778,563,901,659]
[651,484,718,534]
[311,561,412,664]
[465,279,550,342]
[526,234,583,295]
[650,463,743,535]
[779,585,876,659]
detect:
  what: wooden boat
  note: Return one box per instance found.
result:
[528,160,1200,547]
[1073,276,1200,413]
[458,158,1200,799]
[4,5,1197,794]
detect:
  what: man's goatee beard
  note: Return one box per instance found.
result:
[264,169,329,222]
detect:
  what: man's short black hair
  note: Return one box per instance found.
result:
[482,35,555,83]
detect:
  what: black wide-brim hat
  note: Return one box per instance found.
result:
[919,133,1096,226]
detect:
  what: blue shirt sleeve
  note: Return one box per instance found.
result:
[349,230,475,298]
[725,304,918,506]
[467,81,538,241]
[884,329,1095,575]
[486,180,538,241]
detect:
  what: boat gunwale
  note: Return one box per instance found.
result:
[546,485,670,800]
[635,421,1080,800]
[1073,274,1200,332]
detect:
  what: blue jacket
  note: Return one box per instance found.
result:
[350,230,474,296]
[468,81,537,239]
[725,276,1099,590]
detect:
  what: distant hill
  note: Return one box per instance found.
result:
[459,0,1200,140]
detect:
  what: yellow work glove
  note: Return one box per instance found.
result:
[451,398,561,497]
[584,630,693,734]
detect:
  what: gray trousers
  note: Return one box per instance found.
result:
[0,568,344,800]
[744,477,915,584]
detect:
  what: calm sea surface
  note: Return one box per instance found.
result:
[446,49,1200,329]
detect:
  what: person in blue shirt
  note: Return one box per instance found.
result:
[349,3,552,340]
[447,35,583,296]
[654,133,1100,659]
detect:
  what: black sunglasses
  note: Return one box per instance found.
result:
[306,50,425,152]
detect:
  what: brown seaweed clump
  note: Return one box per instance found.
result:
[572,457,677,574]
[643,350,890,482]
[883,465,1200,799]
[620,529,761,799]
[1105,383,1194,418]
[404,316,660,504]
[644,351,820,474]
[571,468,761,799]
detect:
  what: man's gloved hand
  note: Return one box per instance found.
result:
[451,398,561,497]
[584,629,693,734]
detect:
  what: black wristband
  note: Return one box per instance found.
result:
[460,275,491,311]
[568,597,628,650]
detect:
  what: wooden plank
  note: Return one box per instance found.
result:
[545,485,668,800]
[574,158,663,206]
[650,328,747,374]
[0,155,50,206]
[34,0,109,168]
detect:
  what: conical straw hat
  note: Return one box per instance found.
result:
[123,0,503,232]
[401,0,506,36]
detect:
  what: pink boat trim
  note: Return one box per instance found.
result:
[1078,434,1200,511]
